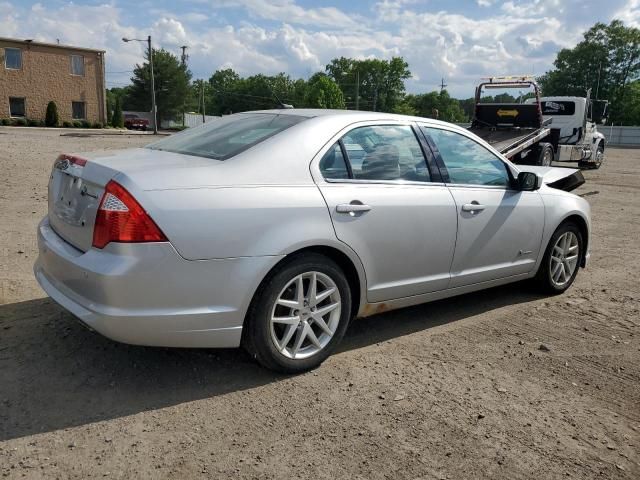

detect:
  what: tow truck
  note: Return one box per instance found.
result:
[525,93,607,169]
[469,76,559,166]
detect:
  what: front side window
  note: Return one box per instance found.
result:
[9,97,25,117]
[424,127,510,187]
[341,125,430,182]
[319,143,350,180]
[72,101,86,119]
[147,113,306,160]
[71,55,84,76]
[4,48,21,69]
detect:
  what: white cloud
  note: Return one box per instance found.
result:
[214,0,360,29]
[1,0,636,98]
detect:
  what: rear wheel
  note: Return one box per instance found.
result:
[243,253,352,373]
[534,222,583,294]
[535,142,554,166]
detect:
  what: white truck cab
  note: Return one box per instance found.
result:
[526,96,607,169]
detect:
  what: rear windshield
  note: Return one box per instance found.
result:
[541,101,576,116]
[147,113,306,160]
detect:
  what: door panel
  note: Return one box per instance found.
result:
[421,125,546,287]
[447,187,545,287]
[318,183,457,302]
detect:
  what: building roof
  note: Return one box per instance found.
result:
[0,37,105,54]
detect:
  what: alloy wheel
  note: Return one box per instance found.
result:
[549,231,580,287]
[269,271,342,359]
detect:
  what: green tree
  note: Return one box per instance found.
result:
[106,87,129,123]
[305,76,345,109]
[619,80,640,125]
[207,68,241,115]
[111,97,124,128]
[326,56,411,112]
[45,101,59,127]
[392,102,417,116]
[126,48,191,122]
[405,90,467,123]
[206,70,305,114]
[539,20,640,123]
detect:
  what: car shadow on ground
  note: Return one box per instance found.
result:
[0,283,544,441]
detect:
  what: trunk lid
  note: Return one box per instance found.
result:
[47,149,220,251]
[48,154,120,252]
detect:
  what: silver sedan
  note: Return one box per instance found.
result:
[35,110,591,372]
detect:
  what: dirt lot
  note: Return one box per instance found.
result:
[0,127,638,479]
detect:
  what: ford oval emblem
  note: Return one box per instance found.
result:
[55,158,70,171]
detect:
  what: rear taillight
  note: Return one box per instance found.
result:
[92,180,167,249]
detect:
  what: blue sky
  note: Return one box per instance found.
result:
[2,0,638,98]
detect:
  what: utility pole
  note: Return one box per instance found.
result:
[439,78,448,94]
[148,36,157,134]
[180,45,189,66]
[595,62,602,100]
[122,35,157,134]
[180,45,188,127]
[201,81,206,123]
[355,70,360,110]
[372,86,378,112]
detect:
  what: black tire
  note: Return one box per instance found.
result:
[534,222,583,294]
[535,142,554,166]
[579,144,604,170]
[243,253,352,373]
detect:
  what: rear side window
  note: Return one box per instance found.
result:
[319,143,349,180]
[323,125,430,182]
[147,113,306,160]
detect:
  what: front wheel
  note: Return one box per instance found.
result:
[534,222,583,294]
[579,144,604,170]
[243,253,352,373]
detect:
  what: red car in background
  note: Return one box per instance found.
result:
[124,114,149,131]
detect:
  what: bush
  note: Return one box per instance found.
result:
[1,118,10,126]
[13,118,27,126]
[80,120,91,129]
[27,119,40,127]
[92,122,103,129]
[111,98,124,128]
[45,101,59,127]
[62,121,72,128]
[72,120,82,128]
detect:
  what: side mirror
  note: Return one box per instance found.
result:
[517,171,542,191]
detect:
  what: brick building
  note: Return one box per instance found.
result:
[0,37,106,124]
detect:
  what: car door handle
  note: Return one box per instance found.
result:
[336,203,372,214]
[461,202,486,213]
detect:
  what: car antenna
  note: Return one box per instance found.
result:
[271,88,294,109]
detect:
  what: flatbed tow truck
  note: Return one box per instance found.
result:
[469,76,559,166]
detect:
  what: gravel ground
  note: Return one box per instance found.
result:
[0,127,638,479]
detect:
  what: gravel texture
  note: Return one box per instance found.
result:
[0,127,638,479]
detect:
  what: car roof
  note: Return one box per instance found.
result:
[245,108,462,130]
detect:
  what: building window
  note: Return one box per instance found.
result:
[70,55,85,76]
[9,97,25,117]
[4,48,22,69]
[72,101,86,119]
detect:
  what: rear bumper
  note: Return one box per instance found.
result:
[34,217,282,348]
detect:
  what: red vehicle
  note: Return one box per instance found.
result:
[124,114,149,131]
